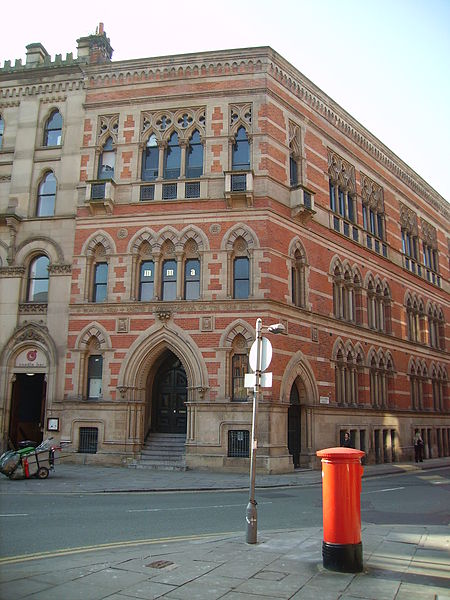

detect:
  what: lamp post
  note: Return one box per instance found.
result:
[246,318,285,544]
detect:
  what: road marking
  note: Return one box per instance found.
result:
[0,531,239,566]
[0,514,29,517]
[127,501,272,513]
[363,487,405,494]
[431,481,448,485]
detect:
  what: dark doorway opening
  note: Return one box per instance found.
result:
[288,383,301,468]
[152,351,187,434]
[9,373,46,448]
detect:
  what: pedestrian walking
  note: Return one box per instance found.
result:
[413,430,424,462]
[341,431,353,448]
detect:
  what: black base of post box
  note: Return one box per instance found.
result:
[322,541,363,573]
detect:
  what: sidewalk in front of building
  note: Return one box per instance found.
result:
[0,458,449,600]
[0,455,448,495]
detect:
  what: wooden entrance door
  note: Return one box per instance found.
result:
[154,354,187,433]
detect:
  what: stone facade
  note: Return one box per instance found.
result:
[0,25,449,472]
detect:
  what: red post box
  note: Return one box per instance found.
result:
[316,447,365,572]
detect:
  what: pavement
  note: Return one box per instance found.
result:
[0,457,449,600]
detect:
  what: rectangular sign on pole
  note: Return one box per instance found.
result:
[244,372,273,388]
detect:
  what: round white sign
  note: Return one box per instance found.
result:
[249,337,273,372]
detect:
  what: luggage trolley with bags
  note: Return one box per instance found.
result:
[0,438,61,480]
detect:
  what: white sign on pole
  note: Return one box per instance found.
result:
[244,372,273,388]
[249,337,272,372]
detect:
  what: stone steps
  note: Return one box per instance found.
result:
[131,433,187,471]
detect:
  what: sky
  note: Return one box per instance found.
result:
[2,0,450,202]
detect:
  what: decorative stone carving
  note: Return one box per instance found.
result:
[327,149,356,193]
[0,266,25,277]
[360,173,384,211]
[201,316,213,331]
[98,114,119,143]
[399,202,418,235]
[155,307,172,322]
[19,303,48,314]
[421,219,437,249]
[48,264,72,276]
[117,228,128,239]
[117,317,129,333]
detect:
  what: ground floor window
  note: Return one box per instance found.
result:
[228,430,249,457]
[78,427,98,453]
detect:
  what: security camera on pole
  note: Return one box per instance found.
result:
[244,318,285,544]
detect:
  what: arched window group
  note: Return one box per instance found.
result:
[406,294,425,343]
[431,365,447,412]
[141,128,204,181]
[291,243,307,308]
[367,277,391,333]
[427,303,445,350]
[369,352,394,409]
[409,360,427,411]
[332,262,362,323]
[334,345,364,406]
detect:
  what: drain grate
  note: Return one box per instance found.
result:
[146,560,174,569]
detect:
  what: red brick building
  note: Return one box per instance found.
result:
[1,26,448,470]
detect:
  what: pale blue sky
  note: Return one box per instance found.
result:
[2,0,449,201]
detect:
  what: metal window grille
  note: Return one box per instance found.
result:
[303,191,312,209]
[185,181,200,198]
[140,185,155,201]
[231,174,247,192]
[162,183,177,200]
[91,183,106,200]
[228,430,249,457]
[78,427,98,454]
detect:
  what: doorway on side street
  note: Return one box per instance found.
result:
[9,372,46,448]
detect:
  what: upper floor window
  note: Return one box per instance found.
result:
[232,126,250,171]
[427,304,445,350]
[164,132,181,179]
[142,134,159,181]
[421,220,440,285]
[139,260,154,301]
[332,263,362,324]
[93,262,108,302]
[97,137,115,180]
[185,130,203,178]
[44,110,62,146]
[27,255,49,302]
[233,257,249,299]
[0,115,4,149]
[184,258,200,300]
[328,150,357,240]
[162,259,177,300]
[291,247,307,308]
[361,173,386,256]
[290,153,298,187]
[406,295,424,343]
[87,355,103,400]
[37,172,56,217]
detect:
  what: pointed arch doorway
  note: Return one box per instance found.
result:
[288,378,306,468]
[151,351,187,434]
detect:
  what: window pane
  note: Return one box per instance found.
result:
[88,355,103,399]
[94,263,108,302]
[164,132,181,179]
[185,259,200,300]
[37,172,56,216]
[98,137,115,179]
[232,127,250,171]
[234,257,249,299]
[142,134,159,180]
[162,259,177,300]
[44,111,62,146]
[139,260,154,300]
[28,256,49,302]
[232,354,248,401]
[186,130,203,178]
[329,181,336,212]
[290,155,298,187]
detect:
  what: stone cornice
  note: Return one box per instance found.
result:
[0,78,85,101]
